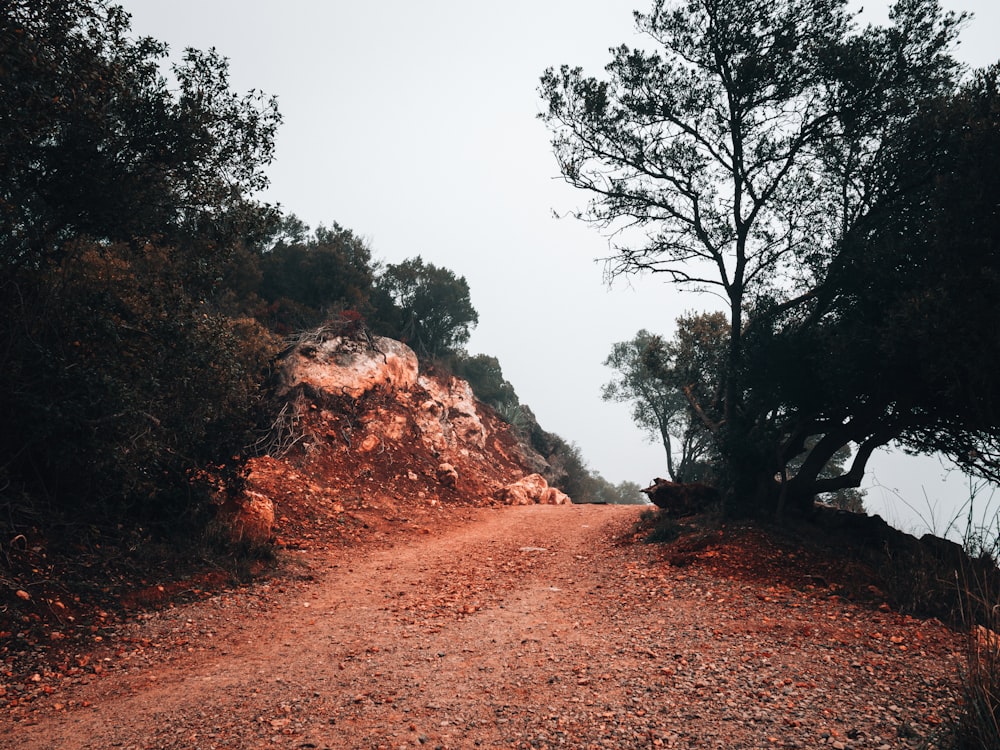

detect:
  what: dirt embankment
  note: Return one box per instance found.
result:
[2,504,963,750]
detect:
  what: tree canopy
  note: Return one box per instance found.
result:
[0,0,623,538]
[541,0,995,516]
[451,354,520,414]
[371,256,479,359]
[603,313,725,483]
[1,0,281,526]
[762,67,1000,501]
[1,0,280,264]
[258,222,376,333]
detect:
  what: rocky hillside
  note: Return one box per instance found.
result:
[221,327,572,547]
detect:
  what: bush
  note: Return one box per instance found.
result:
[0,242,280,531]
[945,564,1000,749]
[634,507,683,544]
[939,515,1000,749]
[1,0,283,536]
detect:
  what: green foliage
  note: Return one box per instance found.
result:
[600,479,647,505]
[750,67,1000,504]
[603,313,725,483]
[541,0,978,517]
[493,400,528,429]
[0,0,281,530]
[0,0,280,263]
[546,443,645,505]
[449,353,520,415]
[258,221,376,333]
[370,256,479,358]
[2,242,279,525]
[603,330,687,476]
[507,404,642,504]
[848,68,1000,486]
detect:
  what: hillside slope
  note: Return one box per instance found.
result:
[0,328,570,694]
[228,328,571,548]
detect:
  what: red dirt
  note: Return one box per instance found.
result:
[1,502,965,749]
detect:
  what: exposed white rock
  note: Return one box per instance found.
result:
[281,335,418,400]
[504,484,533,506]
[436,462,459,488]
[283,332,493,464]
[264,329,548,508]
[500,473,570,505]
[415,374,489,452]
[540,486,571,505]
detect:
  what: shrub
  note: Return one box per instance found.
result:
[0,242,281,531]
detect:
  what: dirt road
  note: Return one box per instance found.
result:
[2,504,962,749]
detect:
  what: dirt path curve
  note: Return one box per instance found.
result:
[2,504,962,749]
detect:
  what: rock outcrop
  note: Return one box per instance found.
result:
[225,327,572,541]
[279,331,419,399]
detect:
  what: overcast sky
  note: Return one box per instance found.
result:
[118,0,1000,539]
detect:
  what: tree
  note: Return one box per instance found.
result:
[10,243,279,518]
[0,0,282,527]
[603,312,725,482]
[371,256,479,359]
[540,0,968,516]
[603,331,686,478]
[1,0,280,265]
[786,439,865,513]
[609,480,647,505]
[579,475,648,505]
[763,67,1000,502]
[884,69,1000,487]
[655,310,728,475]
[258,221,376,333]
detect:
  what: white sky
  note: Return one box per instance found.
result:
[118,0,1000,539]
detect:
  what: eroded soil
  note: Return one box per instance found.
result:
[1,504,964,749]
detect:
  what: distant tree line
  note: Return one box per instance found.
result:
[541,0,1000,518]
[0,0,629,539]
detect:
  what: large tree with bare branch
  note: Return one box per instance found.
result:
[539,0,984,516]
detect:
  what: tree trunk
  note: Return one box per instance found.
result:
[663,433,677,482]
[719,410,781,518]
[784,421,900,516]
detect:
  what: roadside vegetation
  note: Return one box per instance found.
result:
[541,1,1000,743]
[541,0,1000,520]
[3,0,1000,743]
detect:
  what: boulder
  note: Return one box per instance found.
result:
[281,333,418,400]
[500,473,568,505]
[262,327,564,516]
[503,484,533,506]
[436,462,459,488]
[221,490,275,545]
[414,374,489,452]
[539,487,571,505]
